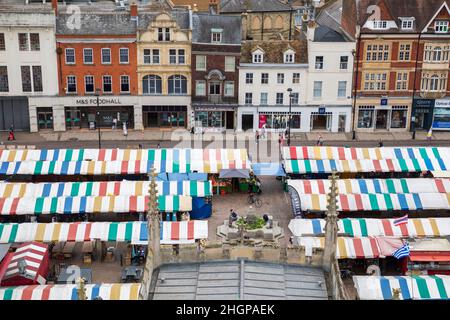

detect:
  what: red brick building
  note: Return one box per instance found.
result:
[191,12,241,131]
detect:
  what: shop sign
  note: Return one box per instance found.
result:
[380,98,388,106]
[414,98,434,109]
[432,99,450,130]
[75,97,122,105]
[318,107,326,114]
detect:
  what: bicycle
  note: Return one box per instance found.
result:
[247,193,262,208]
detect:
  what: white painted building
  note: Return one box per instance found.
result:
[0,2,58,131]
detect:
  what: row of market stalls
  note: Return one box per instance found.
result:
[282,146,450,300]
[0,221,208,244]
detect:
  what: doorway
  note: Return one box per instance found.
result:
[375,110,389,130]
[338,114,346,132]
[226,111,234,130]
[242,114,254,131]
[311,114,331,131]
[37,108,53,130]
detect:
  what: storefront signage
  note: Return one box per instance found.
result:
[75,98,122,105]
[432,99,450,130]
[414,98,435,109]
[318,107,326,114]
[380,98,388,106]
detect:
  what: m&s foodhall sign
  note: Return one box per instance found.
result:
[75,98,121,105]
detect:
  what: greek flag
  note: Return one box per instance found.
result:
[393,214,408,226]
[393,242,410,259]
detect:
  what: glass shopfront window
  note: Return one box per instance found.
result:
[37,107,53,130]
[390,108,408,128]
[258,113,301,130]
[143,105,187,128]
[64,106,134,129]
[195,111,224,128]
[358,108,375,128]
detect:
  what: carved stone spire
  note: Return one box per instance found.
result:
[147,167,161,268]
[322,170,339,272]
[77,277,87,300]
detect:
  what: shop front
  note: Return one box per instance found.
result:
[432,99,450,131]
[258,112,301,131]
[65,105,134,130]
[0,97,30,131]
[143,105,187,128]
[193,105,235,132]
[412,98,434,131]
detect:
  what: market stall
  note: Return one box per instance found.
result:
[0,283,141,300]
[353,275,449,300]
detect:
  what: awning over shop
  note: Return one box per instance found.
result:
[0,181,212,198]
[410,253,450,262]
[0,283,141,300]
[0,221,208,244]
[0,195,192,215]
[353,275,450,300]
[295,193,450,212]
[289,218,450,238]
[288,178,450,195]
[251,163,286,177]
[219,169,250,179]
[432,171,450,178]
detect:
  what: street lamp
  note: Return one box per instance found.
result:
[287,88,293,146]
[95,88,102,149]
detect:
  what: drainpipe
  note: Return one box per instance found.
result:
[411,32,422,140]
[352,31,362,140]
[261,12,264,40]
[289,10,293,40]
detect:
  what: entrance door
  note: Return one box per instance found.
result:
[226,111,234,130]
[65,108,81,129]
[338,114,346,132]
[242,114,254,131]
[37,108,53,130]
[145,112,158,127]
[311,114,330,131]
[375,110,389,130]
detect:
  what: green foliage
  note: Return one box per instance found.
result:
[236,215,266,230]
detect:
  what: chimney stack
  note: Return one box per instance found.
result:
[307,20,317,41]
[52,0,58,15]
[130,3,138,17]
[209,0,220,15]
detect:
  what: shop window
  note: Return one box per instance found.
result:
[85,75,94,93]
[261,73,269,84]
[21,66,31,92]
[168,75,187,95]
[67,75,77,93]
[143,75,162,94]
[357,107,375,128]
[0,66,8,92]
[391,107,408,129]
[102,75,112,93]
[120,75,130,93]
[65,48,75,64]
[101,48,111,64]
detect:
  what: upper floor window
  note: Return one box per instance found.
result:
[366,44,390,61]
[18,33,29,51]
[246,73,253,84]
[30,33,40,51]
[313,81,322,98]
[85,75,94,93]
[65,48,75,64]
[261,73,269,84]
[196,55,206,70]
[224,81,234,97]
[178,49,185,64]
[143,74,162,94]
[435,21,449,33]
[396,72,408,91]
[144,49,160,64]
[363,73,387,91]
[424,45,450,62]
[102,75,112,93]
[284,51,295,63]
[291,93,299,105]
[102,48,111,64]
[168,74,187,95]
[211,29,223,43]
[421,72,447,92]
[372,21,388,29]
[340,56,348,69]
[18,33,40,51]
[315,56,324,70]
[401,18,414,30]
[119,48,129,64]
[338,81,347,98]
[0,66,8,92]
[0,33,5,51]
[120,75,130,93]
[83,48,93,64]
[158,28,170,41]
[225,56,235,72]
[67,75,77,93]
[398,44,411,61]
[169,49,185,65]
[277,73,285,84]
[21,65,42,92]
[245,92,253,105]
[276,93,284,105]
[260,92,268,105]
[293,73,300,84]
[252,50,263,63]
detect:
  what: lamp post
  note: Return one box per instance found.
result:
[287,88,293,146]
[95,88,101,149]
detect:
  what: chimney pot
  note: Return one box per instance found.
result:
[51,0,58,15]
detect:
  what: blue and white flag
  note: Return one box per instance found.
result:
[393,242,410,259]
[393,214,408,226]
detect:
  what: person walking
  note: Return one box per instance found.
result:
[427,128,433,141]
[255,129,260,144]
[261,123,267,139]
[112,118,117,130]
[316,135,324,146]
[378,139,384,147]
[123,121,128,137]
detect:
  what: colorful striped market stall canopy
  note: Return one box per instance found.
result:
[0,283,141,300]
[0,181,212,198]
[0,221,208,244]
[0,195,192,215]
[0,148,251,175]
[353,275,449,300]
[294,193,450,212]
[282,146,450,174]
[289,218,450,238]
[288,178,450,195]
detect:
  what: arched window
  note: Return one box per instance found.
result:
[142,75,162,94]
[430,74,439,91]
[168,75,187,94]
[263,17,272,29]
[252,16,261,30]
[433,47,442,61]
[275,16,283,29]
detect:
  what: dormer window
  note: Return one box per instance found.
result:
[158,28,170,41]
[400,18,414,30]
[211,28,223,43]
[372,21,388,29]
[284,50,295,63]
[252,49,264,63]
[435,21,449,33]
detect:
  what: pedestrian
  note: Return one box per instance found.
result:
[122,121,128,137]
[112,118,117,130]
[427,128,433,141]
[261,123,267,139]
[157,143,161,149]
[7,130,14,141]
[378,139,384,147]
[255,130,260,144]
[229,209,238,227]
[317,135,323,146]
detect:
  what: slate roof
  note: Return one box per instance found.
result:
[192,13,242,44]
[220,0,293,13]
[138,10,191,30]
[240,39,308,64]
[171,0,211,11]
[151,260,328,300]
[314,25,346,42]
[356,0,450,33]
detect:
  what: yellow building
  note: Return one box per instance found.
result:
[137,12,192,129]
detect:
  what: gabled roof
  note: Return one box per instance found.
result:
[192,13,242,44]
[422,1,450,32]
[137,10,191,31]
[220,0,292,13]
[314,25,347,42]
[2,242,48,282]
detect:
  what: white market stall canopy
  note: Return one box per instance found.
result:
[0,180,212,198]
[282,146,450,174]
[289,218,450,238]
[0,283,141,300]
[0,195,192,215]
[0,148,251,175]
[0,221,208,244]
[353,275,450,300]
